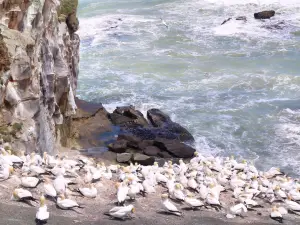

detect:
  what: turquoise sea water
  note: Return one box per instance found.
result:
[77,0,300,176]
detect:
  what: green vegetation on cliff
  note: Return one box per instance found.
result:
[58,0,78,17]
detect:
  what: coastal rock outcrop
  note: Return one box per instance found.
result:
[0,0,80,154]
[254,10,275,19]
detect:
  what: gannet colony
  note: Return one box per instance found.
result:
[1,148,300,224]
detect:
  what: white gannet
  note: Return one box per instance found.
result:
[270,205,283,223]
[21,176,41,188]
[184,192,204,210]
[206,193,222,210]
[56,194,82,210]
[36,195,49,223]
[53,173,67,194]
[187,175,198,191]
[116,182,129,205]
[78,183,97,198]
[142,179,156,193]
[11,188,37,204]
[105,204,135,220]
[0,164,13,181]
[199,183,209,200]
[227,203,247,218]
[170,183,185,201]
[43,177,57,199]
[161,194,182,216]
[285,195,300,212]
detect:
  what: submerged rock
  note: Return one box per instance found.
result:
[254,10,275,19]
[236,16,247,22]
[221,18,232,25]
[108,140,128,153]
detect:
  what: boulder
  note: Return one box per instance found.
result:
[117,134,142,149]
[138,140,154,150]
[154,138,196,158]
[108,140,127,153]
[66,12,79,33]
[147,108,194,142]
[117,153,132,163]
[254,10,275,19]
[111,106,149,127]
[143,146,161,156]
[157,151,172,158]
[133,153,155,166]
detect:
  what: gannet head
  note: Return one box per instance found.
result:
[12,189,18,199]
[131,207,135,213]
[161,193,168,199]
[287,194,292,200]
[275,186,280,191]
[175,183,181,190]
[194,152,199,157]
[9,166,14,174]
[43,152,47,158]
[242,159,247,164]
[7,150,12,155]
[168,161,172,166]
[115,182,121,189]
[179,159,183,164]
[59,194,66,200]
[230,155,234,160]
[40,195,46,206]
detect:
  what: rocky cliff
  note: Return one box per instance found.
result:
[0,0,79,154]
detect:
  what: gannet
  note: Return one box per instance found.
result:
[184,192,204,209]
[142,179,156,193]
[199,183,208,200]
[102,168,112,180]
[36,195,49,223]
[187,175,198,191]
[265,167,283,179]
[178,159,187,174]
[57,194,83,210]
[206,193,222,210]
[105,204,135,220]
[78,183,97,198]
[43,177,57,199]
[170,183,185,201]
[156,172,168,184]
[53,173,67,194]
[0,164,13,181]
[274,186,287,199]
[11,188,37,204]
[21,176,41,188]
[116,182,129,205]
[228,203,247,218]
[84,168,93,183]
[161,194,182,216]
[270,206,283,223]
[289,188,300,201]
[285,195,300,212]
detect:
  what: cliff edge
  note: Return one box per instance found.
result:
[0,0,79,154]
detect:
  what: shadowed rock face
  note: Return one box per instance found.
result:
[0,0,80,154]
[254,10,275,19]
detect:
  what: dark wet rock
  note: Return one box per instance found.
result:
[254,10,275,19]
[221,18,232,25]
[66,12,79,33]
[110,106,149,127]
[154,138,196,158]
[138,140,154,150]
[133,153,155,166]
[236,16,247,22]
[143,146,161,156]
[126,127,178,141]
[117,134,142,149]
[108,140,128,153]
[157,151,172,158]
[117,153,132,163]
[147,109,194,142]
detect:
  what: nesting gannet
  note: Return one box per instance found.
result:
[142,179,156,193]
[270,205,283,223]
[244,198,263,209]
[43,178,57,199]
[184,192,204,210]
[199,183,209,200]
[274,186,287,199]
[57,194,83,210]
[265,167,283,179]
[228,203,247,218]
[116,182,129,205]
[11,188,37,204]
[105,204,135,220]
[102,168,113,180]
[170,183,185,201]
[161,194,182,216]
[36,195,49,223]
[53,174,67,194]
[156,172,168,184]
[289,188,300,201]
[0,164,13,181]
[84,168,93,183]
[21,176,42,188]
[206,193,222,210]
[285,195,300,212]
[78,183,97,198]
[187,175,198,191]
